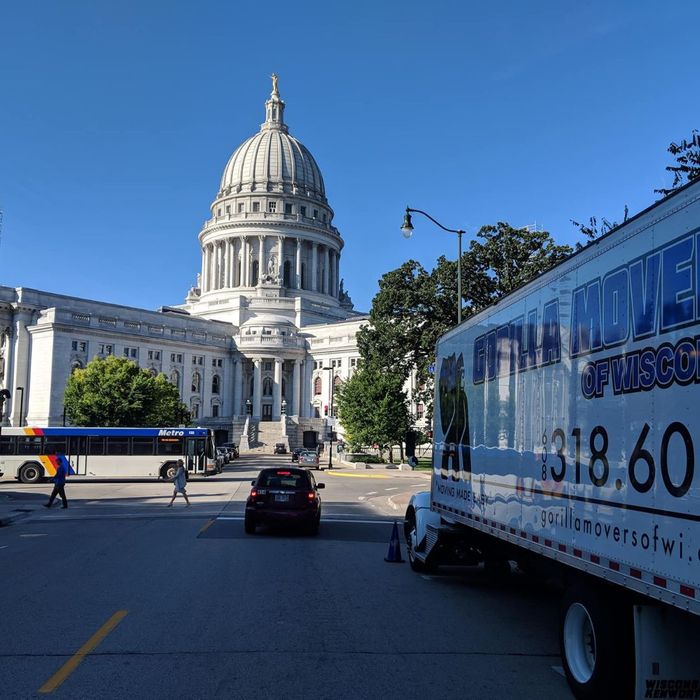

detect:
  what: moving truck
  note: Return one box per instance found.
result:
[405,178,700,699]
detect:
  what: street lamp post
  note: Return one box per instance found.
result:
[401,207,464,325]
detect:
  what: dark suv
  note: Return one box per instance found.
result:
[245,467,324,535]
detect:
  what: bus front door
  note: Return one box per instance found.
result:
[186,438,207,475]
[67,436,88,476]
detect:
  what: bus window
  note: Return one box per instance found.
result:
[88,437,105,455]
[44,437,68,455]
[132,437,155,455]
[0,436,15,455]
[17,436,42,455]
[106,437,129,455]
[157,437,183,456]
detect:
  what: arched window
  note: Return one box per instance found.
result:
[170,370,180,388]
[313,376,322,395]
[333,375,342,390]
[252,260,259,285]
[191,372,200,393]
[283,260,291,287]
[212,374,220,395]
[263,377,273,396]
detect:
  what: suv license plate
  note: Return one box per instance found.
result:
[275,494,289,502]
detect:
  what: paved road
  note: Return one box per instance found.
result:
[0,456,571,698]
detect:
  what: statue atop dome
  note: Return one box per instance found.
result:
[271,73,279,96]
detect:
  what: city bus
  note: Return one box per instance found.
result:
[0,427,220,483]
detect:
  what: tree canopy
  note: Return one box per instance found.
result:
[656,129,700,196]
[64,355,190,427]
[357,222,573,413]
[334,360,412,454]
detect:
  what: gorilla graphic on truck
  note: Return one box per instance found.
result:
[437,352,470,480]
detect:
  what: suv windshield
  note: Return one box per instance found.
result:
[257,470,310,489]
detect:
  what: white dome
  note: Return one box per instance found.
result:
[218,81,326,203]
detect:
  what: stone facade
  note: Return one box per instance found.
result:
[0,79,373,450]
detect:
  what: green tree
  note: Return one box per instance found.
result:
[656,129,700,196]
[358,222,572,415]
[64,355,190,427]
[335,361,412,460]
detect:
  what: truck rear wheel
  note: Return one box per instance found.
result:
[559,584,633,699]
[405,508,434,573]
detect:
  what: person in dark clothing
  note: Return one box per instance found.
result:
[44,459,69,509]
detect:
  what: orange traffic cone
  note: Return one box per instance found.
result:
[384,520,404,563]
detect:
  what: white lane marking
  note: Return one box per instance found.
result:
[20,533,48,537]
[358,496,366,501]
[367,491,377,495]
[385,487,399,491]
[0,545,8,549]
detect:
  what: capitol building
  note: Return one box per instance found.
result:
[0,77,383,450]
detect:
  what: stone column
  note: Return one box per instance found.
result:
[273,358,282,420]
[258,235,265,284]
[223,240,230,289]
[233,359,242,416]
[292,359,301,416]
[9,308,33,427]
[301,358,313,417]
[324,246,330,295]
[253,359,262,418]
[295,238,302,289]
[242,237,248,287]
[311,243,318,292]
[335,252,340,297]
[201,246,209,292]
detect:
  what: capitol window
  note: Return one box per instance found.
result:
[300,205,307,217]
[268,201,277,213]
[284,203,293,215]
[212,403,219,418]
[71,340,87,352]
[148,350,161,361]
[314,377,322,395]
[252,201,260,212]
[123,347,138,359]
[99,344,113,355]
[238,203,244,213]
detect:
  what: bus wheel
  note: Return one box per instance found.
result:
[162,464,177,481]
[559,583,633,699]
[19,463,43,484]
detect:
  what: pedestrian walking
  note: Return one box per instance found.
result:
[167,459,190,507]
[43,458,69,509]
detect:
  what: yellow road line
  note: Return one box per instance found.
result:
[198,518,215,534]
[38,609,128,694]
[325,471,391,479]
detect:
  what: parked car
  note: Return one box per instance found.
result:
[298,450,320,469]
[291,447,305,462]
[221,442,239,460]
[245,467,324,535]
[274,443,287,454]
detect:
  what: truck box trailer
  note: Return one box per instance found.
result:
[405,178,700,699]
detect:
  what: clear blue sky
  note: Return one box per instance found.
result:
[1,1,698,314]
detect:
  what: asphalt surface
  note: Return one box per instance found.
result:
[0,457,572,698]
